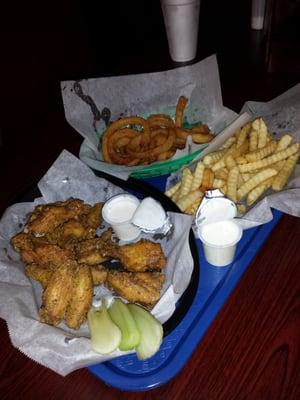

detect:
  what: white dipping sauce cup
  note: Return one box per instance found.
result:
[102,194,141,242]
[198,220,243,267]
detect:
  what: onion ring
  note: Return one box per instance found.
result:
[127,127,176,159]
[101,117,150,162]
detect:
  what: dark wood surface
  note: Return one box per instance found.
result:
[1,1,300,399]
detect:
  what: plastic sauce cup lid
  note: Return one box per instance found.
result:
[195,189,237,227]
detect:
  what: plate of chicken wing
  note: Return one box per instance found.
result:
[10,172,199,335]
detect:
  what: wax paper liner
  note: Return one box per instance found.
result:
[61,54,237,179]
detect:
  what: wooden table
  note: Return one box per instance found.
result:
[1,1,300,398]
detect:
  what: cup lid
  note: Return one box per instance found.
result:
[131,197,171,234]
[195,189,237,227]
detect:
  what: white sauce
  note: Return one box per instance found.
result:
[199,220,241,247]
[102,194,141,241]
[103,195,139,224]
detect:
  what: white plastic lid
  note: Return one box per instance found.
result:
[195,189,237,227]
[131,197,170,233]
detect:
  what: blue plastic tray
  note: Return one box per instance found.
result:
[88,176,282,391]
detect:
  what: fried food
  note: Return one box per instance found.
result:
[25,199,87,236]
[100,96,214,166]
[106,271,165,307]
[39,261,75,326]
[25,198,103,239]
[118,240,166,272]
[65,264,93,330]
[25,263,53,288]
[90,265,108,285]
[76,229,119,265]
[165,117,299,215]
[272,153,299,191]
[25,262,108,287]
[11,198,168,329]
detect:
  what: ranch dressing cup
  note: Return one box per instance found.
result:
[196,190,243,267]
[102,194,141,242]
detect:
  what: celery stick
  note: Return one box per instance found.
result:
[108,298,141,351]
[127,303,163,360]
[87,304,121,354]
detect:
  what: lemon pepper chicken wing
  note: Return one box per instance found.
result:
[25,263,53,288]
[118,239,167,272]
[65,263,93,330]
[25,199,88,236]
[11,232,75,267]
[25,199,103,238]
[76,228,119,265]
[25,262,108,287]
[106,271,165,307]
[39,260,75,326]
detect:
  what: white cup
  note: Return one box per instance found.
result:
[251,0,266,30]
[160,0,201,62]
[102,194,141,242]
[198,220,243,267]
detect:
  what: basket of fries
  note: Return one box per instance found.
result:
[165,117,300,215]
[93,96,215,179]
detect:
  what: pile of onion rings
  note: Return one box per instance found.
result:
[100,96,215,166]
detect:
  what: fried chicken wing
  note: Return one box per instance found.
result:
[90,264,108,285]
[25,262,107,288]
[106,271,165,307]
[25,263,53,288]
[83,202,103,229]
[118,239,167,272]
[25,199,90,236]
[65,264,93,329]
[33,243,75,267]
[76,229,119,265]
[11,232,36,264]
[39,261,75,326]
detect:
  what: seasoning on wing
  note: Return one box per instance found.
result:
[76,228,119,265]
[39,260,75,326]
[118,239,167,272]
[25,262,108,288]
[24,199,103,238]
[106,271,165,307]
[65,263,93,330]
[25,263,53,288]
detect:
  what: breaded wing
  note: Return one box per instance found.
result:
[106,271,165,307]
[39,260,75,326]
[25,199,88,236]
[11,232,36,264]
[83,202,103,229]
[25,262,107,287]
[118,240,167,272]
[76,229,119,265]
[90,264,108,285]
[31,242,75,267]
[25,263,53,288]
[65,264,93,329]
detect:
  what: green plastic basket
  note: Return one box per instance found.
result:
[130,148,204,179]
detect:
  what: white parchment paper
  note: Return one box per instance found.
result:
[0,150,194,376]
[167,85,300,233]
[61,55,237,179]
